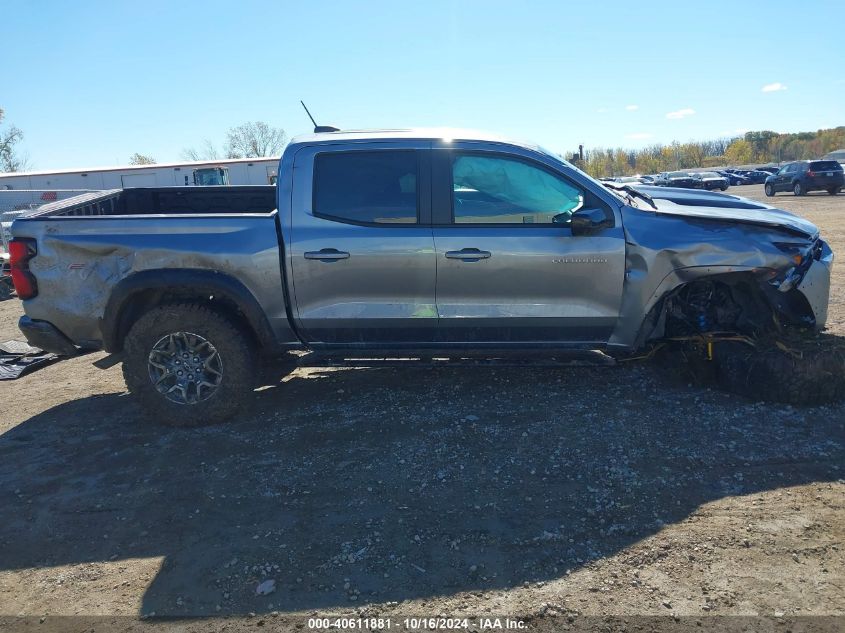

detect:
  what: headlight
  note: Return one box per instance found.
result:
[773,241,813,267]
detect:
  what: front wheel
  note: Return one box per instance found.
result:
[764,183,775,197]
[793,181,805,196]
[715,339,845,406]
[122,303,257,426]
[828,187,841,195]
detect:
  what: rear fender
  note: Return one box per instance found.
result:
[102,269,289,354]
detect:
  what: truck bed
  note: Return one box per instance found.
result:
[21,186,277,217]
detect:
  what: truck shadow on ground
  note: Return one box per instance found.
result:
[0,363,842,616]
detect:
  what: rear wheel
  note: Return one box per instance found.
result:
[122,303,257,426]
[764,183,775,197]
[793,181,805,196]
[828,187,841,195]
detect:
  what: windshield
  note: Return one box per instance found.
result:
[669,171,689,178]
[537,148,631,204]
[700,172,720,178]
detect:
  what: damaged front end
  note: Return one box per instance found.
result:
[766,238,833,329]
[610,194,834,352]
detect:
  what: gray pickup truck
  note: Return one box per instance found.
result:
[10,128,834,424]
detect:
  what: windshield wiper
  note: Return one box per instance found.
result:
[603,183,658,210]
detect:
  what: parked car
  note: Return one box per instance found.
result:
[612,176,645,185]
[717,170,749,186]
[756,166,780,175]
[692,171,729,191]
[653,171,701,188]
[10,128,833,424]
[741,170,771,185]
[765,160,845,196]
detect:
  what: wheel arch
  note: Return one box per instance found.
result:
[101,269,280,354]
[623,269,817,350]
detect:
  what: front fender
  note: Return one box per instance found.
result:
[608,265,765,350]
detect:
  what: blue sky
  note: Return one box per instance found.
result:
[3,0,844,170]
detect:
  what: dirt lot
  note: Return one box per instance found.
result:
[0,185,843,630]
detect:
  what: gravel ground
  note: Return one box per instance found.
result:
[0,185,843,630]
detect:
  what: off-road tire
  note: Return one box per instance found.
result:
[793,181,805,196]
[714,339,845,406]
[764,183,775,197]
[122,303,257,426]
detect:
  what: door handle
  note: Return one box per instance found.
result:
[445,248,491,261]
[304,248,350,261]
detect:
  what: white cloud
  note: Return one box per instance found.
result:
[625,105,639,111]
[625,132,652,140]
[762,82,787,93]
[666,108,696,120]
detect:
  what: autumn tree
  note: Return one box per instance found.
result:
[724,139,753,165]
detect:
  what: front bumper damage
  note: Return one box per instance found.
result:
[794,240,834,330]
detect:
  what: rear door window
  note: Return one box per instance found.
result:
[313,151,418,224]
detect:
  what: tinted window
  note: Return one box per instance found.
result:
[314,151,418,224]
[810,161,843,171]
[451,154,584,225]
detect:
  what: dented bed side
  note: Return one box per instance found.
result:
[11,212,299,350]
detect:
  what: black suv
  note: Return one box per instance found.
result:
[764,160,844,196]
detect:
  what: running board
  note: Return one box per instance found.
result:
[297,349,616,368]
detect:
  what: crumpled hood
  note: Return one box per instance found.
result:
[635,185,819,238]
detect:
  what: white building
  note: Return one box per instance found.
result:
[0,156,280,190]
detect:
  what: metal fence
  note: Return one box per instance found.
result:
[0,190,93,252]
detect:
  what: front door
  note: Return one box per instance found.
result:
[773,164,792,192]
[431,146,626,344]
[289,143,437,344]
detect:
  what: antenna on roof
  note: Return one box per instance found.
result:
[300,101,340,133]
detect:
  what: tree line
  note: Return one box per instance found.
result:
[574,127,845,178]
[2,107,842,176]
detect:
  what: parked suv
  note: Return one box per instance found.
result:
[765,160,845,196]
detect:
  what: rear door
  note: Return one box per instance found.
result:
[430,144,626,344]
[288,142,437,344]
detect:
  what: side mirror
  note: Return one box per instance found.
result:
[571,207,613,236]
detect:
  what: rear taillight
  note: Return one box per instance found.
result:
[807,170,816,177]
[9,238,38,299]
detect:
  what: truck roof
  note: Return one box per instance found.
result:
[289,128,544,152]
